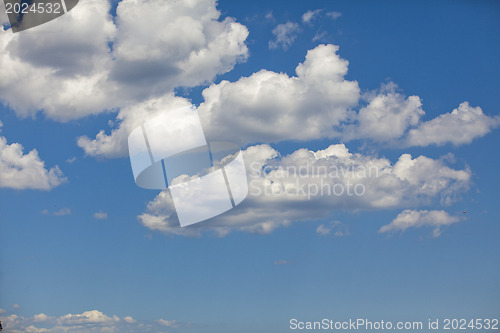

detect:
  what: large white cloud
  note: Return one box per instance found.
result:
[110,0,248,100]
[79,43,499,158]
[199,44,360,144]
[77,93,192,157]
[406,102,500,146]
[57,310,118,326]
[138,143,470,237]
[343,84,425,142]
[379,209,462,237]
[0,0,116,120]
[0,122,66,190]
[0,0,249,121]
[79,44,360,156]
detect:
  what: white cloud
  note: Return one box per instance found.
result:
[406,102,500,146]
[0,0,249,121]
[12,303,21,309]
[111,0,248,99]
[80,44,359,157]
[138,143,470,237]
[379,209,461,237]
[42,208,71,216]
[77,93,192,158]
[312,31,328,42]
[57,310,117,325]
[2,309,179,333]
[302,9,322,24]
[78,44,498,159]
[326,11,342,19]
[93,211,108,220]
[53,208,71,216]
[343,84,425,142]
[0,134,65,190]
[33,313,51,322]
[0,0,117,120]
[269,21,301,50]
[316,221,349,236]
[23,325,50,333]
[123,316,136,324]
[199,44,360,145]
[157,319,178,327]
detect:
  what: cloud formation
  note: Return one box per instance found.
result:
[302,10,322,24]
[269,21,301,50]
[0,127,66,190]
[316,221,349,236]
[1,309,180,333]
[380,209,462,237]
[0,0,249,121]
[79,44,499,159]
[138,143,470,237]
[405,102,500,146]
[93,211,108,220]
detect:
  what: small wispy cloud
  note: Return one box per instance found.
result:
[93,211,108,220]
[326,11,342,19]
[66,157,77,163]
[42,208,71,216]
[269,22,301,50]
[316,221,349,237]
[312,30,328,42]
[274,259,294,265]
[54,208,71,216]
[302,9,322,24]
[12,304,21,309]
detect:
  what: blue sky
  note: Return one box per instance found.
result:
[0,0,499,332]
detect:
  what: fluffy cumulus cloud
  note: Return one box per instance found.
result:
[199,44,360,144]
[1,0,497,235]
[79,44,359,156]
[138,143,470,237]
[79,43,499,159]
[57,310,119,326]
[269,21,301,50]
[343,84,425,142]
[1,309,180,333]
[197,47,497,148]
[405,102,500,146]
[0,127,66,190]
[380,209,462,237]
[0,0,116,120]
[0,0,248,121]
[77,93,192,157]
